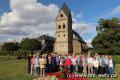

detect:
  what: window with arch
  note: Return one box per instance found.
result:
[58,25,61,29]
[63,24,65,29]
[60,13,63,17]
[63,34,65,37]
[58,34,60,37]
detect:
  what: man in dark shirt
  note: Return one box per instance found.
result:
[27,53,33,74]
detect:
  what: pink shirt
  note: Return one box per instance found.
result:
[30,58,36,65]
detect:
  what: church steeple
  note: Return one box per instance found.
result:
[54,3,73,54]
[56,3,72,22]
[61,3,71,18]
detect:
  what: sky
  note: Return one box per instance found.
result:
[0,0,120,45]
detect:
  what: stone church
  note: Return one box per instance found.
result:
[54,3,88,54]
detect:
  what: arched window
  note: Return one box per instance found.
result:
[63,24,65,29]
[58,25,61,29]
[58,34,60,37]
[63,34,65,37]
[60,14,63,17]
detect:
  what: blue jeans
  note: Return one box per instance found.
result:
[73,65,77,72]
[109,67,114,75]
[105,64,109,74]
[34,67,40,75]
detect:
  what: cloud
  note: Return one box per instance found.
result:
[0,0,59,41]
[113,6,120,14]
[72,21,96,45]
[0,0,96,44]
[72,12,97,45]
[98,6,120,18]
[72,12,96,44]
[85,39,93,47]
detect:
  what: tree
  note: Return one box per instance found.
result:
[21,38,41,51]
[92,17,120,55]
[2,42,19,51]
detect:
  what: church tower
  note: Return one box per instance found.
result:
[54,3,73,54]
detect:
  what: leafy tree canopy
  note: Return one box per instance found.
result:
[2,42,19,51]
[21,38,41,51]
[92,17,120,55]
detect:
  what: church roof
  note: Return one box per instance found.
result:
[72,30,86,43]
[36,35,55,41]
[60,3,71,18]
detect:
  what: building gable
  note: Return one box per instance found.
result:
[56,3,72,21]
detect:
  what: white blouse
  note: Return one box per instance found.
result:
[109,59,113,67]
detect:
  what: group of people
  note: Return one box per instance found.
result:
[27,53,115,77]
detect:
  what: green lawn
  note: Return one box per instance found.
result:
[0,55,120,80]
[0,56,16,62]
[89,64,120,80]
[0,56,33,80]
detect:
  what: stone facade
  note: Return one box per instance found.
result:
[54,3,73,54]
[54,3,88,54]
[72,30,88,54]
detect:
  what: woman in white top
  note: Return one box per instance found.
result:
[108,55,114,75]
[93,57,99,75]
[71,55,78,72]
[87,55,93,74]
[34,55,40,75]
[82,55,88,74]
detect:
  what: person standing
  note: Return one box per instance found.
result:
[65,56,72,72]
[100,55,106,74]
[39,55,47,77]
[60,56,65,71]
[27,53,33,74]
[30,54,36,75]
[56,54,60,72]
[108,55,114,75]
[51,54,57,72]
[82,55,88,74]
[93,57,99,75]
[104,55,109,74]
[98,55,102,74]
[47,55,52,73]
[71,55,78,72]
[87,55,93,74]
[34,54,40,75]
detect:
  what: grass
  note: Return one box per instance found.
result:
[0,56,33,80]
[112,55,120,64]
[89,64,120,80]
[0,55,120,80]
[0,55,16,62]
